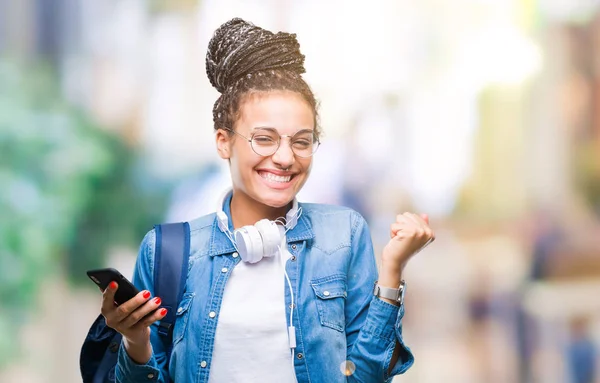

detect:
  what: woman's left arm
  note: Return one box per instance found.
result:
[345,211,434,383]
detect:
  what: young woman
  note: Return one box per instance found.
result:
[101,18,434,383]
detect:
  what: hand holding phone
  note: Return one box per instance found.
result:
[87,267,168,362]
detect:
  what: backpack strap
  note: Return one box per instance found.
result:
[153,222,191,341]
[152,222,190,383]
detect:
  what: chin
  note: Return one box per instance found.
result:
[256,184,305,209]
[255,189,297,208]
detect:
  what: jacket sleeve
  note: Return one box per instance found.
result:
[116,229,171,383]
[345,212,414,383]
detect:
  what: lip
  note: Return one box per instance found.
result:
[256,168,295,177]
[256,169,297,190]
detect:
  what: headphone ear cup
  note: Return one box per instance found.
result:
[255,219,282,257]
[233,227,249,262]
[234,225,263,263]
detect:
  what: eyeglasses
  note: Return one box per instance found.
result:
[224,127,320,158]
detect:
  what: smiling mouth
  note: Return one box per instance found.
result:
[258,171,294,183]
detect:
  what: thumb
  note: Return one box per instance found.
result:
[420,213,429,224]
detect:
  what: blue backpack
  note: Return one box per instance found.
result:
[80,222,190,383]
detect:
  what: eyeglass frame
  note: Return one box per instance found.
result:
[222,127,321,158]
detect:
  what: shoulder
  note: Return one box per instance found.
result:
[301,203,367,227]
[188,212,217,234]
[140,212,217,247]
[137,212,217,263]
[300,203,370,247]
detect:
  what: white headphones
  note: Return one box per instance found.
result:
[216,190,301,264]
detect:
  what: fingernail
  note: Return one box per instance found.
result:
[143,291,151,299]
[109,281,117,289]
[160,308,168,316]
[154,297,162,305]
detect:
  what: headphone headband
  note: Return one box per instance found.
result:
[216,189,300,232]
[215,188,301,263]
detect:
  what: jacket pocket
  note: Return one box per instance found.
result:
[173,292,194,345]
[311,275,347,332]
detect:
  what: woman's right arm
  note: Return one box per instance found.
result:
[100,230,171,383]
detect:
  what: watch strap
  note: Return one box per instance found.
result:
[373,280,406,305]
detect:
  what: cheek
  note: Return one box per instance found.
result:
[230,149,262,180]
[295,160,313,185]
[302,159,313,174]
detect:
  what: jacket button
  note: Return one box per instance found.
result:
[232,252,239,258]
[291,244,297,250]
[290,256,296,261]
[200,361,207,368]
[109,341,119,353]
[323,291,330,297]
[209,311,216,318]
[147,373,155,379]
[297,353,304,359]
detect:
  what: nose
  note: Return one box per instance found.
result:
[271,137,295,169]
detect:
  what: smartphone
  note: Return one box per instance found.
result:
[87,268,140,305]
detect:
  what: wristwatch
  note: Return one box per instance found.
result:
[373,280,406,305]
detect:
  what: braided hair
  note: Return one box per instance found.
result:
[206,18,320,137]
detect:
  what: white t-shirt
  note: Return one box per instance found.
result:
[208,243,297,383]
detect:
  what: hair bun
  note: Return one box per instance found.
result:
[206,17,306,93]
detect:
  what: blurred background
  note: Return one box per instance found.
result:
[1,0,600,382]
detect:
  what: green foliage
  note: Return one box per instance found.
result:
[0,59,169,367]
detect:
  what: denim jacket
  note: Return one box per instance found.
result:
[116,202,414,383]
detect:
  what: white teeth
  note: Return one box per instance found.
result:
[260,172,291,183]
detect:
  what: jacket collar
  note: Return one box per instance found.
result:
[208,192,314,257]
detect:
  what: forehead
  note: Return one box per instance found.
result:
[236,91,315,134]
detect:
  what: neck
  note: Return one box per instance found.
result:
[229,190,292,229]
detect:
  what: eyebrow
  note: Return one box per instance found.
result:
[252,126,315,134]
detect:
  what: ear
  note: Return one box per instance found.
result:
[215,128,232,159]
